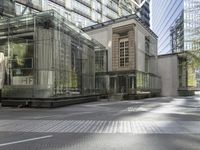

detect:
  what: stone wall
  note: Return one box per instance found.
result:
[112,24,136,71]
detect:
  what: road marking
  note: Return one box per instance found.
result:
[0,135,53,147]
[1,120,200,134]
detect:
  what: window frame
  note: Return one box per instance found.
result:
[119,38,129,67]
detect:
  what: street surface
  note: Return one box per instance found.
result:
[0,96,200,150]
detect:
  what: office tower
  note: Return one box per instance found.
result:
[152,0,200,54]
[13,0,145,28]
[151,0,184,54]
[137,0,150,27]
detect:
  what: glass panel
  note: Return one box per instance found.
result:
[136,71,161,92]
[119,39,129,67]
[7,38,34,86]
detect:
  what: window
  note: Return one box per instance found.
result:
[72,13,95,28]
[92,11,101,21]
[92,0,101,11]
[72,1,91,16]
[119,38,129,67]
[95,51,105,72]
[102,6,118,19]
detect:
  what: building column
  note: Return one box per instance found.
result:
[128,29,136,70]
[112,33,120,71]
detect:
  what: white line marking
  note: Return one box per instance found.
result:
[0,135,53,147]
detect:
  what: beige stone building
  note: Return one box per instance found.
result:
[83,15,161,97]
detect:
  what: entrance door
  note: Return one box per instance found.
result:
[110,76,116,93]
[118,76,127,93]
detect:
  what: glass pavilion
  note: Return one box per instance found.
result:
[0,10,106,99]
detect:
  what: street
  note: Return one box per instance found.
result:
[0,96,200,150]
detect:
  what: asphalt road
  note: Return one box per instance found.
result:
[0,96,200,150]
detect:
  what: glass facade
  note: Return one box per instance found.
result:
[95,50,107,73]
[151,0,184,54]
[184,0,200,52]
[14,0,139,28]
[95,49,108,94]
[0,0,15,17]
[152,0,200,54]
[178,52,200,90]
[42,0,71,20]
[138,0,150,27]
[106,71,161,95]
[0,10,106,98]
[170,13,184,53]
[136,71,161,92]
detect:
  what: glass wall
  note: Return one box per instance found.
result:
[9,38,34,86]
[151,0,184,54]
[136,71,161,93]
[184,0,200,52]
[0,0,15,17]
[13,0,138,29]
[95,50,107,73]
[0,10,105,98]
[177,0,200,90]
[42,0,71,20]
[170,13,184,53]
[108,74,136,94]
[178,51,200,90]
[95,75,108,94]
[106,72,161,95]
[71,12,95,28]
[95,48,108,94]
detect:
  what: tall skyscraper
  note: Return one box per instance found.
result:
[137,0,150,27]
[13,0,146,28]
[151,0,184,54]
[151,0,200,55]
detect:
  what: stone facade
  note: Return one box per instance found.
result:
[128,29,136,70]
[112,24,136,71]
[112,33,120,71]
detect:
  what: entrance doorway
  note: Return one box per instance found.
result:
[118,76,126,93]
